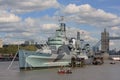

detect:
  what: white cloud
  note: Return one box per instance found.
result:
[41,24,58,30]
[63,4,93,14]
[111,33,119,37]
[84,35,95,41]
[110,41,114,46]
[63,4,80,14]
[0,0,59,13]
[0,16,60,44]
[109,40,120,50]
[22,32,32,36]
[109,26,120,38]
[3,37,24,45]
[0,11,21,23]
[61,4,120,28]
[111,26,119,31]
[24,17,35,26]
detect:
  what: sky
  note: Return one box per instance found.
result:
[0,0,120,50]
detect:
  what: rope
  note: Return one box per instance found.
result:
[7,52,18,70]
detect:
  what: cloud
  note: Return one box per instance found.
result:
[110,26,120,38]
[0,0,59,13]
[61,4,120,28]
[0,11,21,23]
[109,40,120,50]
[111,26,119,31]
[110,33,119,37]
[0,16,61,44]
[109,41,114,46]
[41,24,59,30]
[63,4,80,14]
[24,17,35,26]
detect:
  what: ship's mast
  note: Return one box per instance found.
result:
[58,16,66,38]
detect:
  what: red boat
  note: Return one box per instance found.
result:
[57,69,72,74]
[58,70,66,74]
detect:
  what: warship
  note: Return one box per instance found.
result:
[18,20,91,69]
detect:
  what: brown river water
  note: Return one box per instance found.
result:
[0,60,120,80]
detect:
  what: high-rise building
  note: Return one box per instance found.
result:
[101,28,109,52]
[0,39,3,48]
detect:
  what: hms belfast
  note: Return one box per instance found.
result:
[18,19,91,69]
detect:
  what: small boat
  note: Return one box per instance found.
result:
[57,70,72,74]
[58,70,66,74]
[110,61,115,64]
[112,57,120,61]
[57,67,72,74]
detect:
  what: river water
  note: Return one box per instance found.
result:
[0,61,120,80]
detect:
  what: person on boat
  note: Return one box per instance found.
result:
[58,66,65,73]
[65,67,72,73]
[67,68,71,72]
